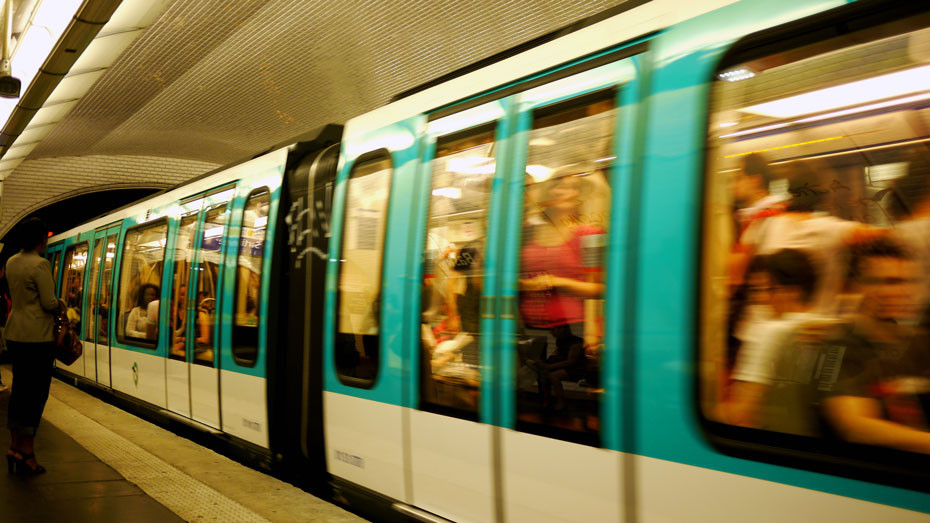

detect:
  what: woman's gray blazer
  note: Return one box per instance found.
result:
[5,251,59,343]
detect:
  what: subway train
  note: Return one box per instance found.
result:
[41,0,930,520]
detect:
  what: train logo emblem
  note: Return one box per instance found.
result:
[131,362,139,387]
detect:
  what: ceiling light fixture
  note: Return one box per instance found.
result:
[741,64,930,118]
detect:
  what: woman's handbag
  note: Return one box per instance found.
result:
[53,302,82,365]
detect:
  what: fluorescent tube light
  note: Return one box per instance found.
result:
[741,65,930,118]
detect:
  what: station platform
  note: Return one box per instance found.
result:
[0,364,362,522]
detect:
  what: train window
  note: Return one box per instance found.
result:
[116,220,168,348]
[701,18,930,466]
[334,150,393,387]
[61,243,89,335]
[419,124,496,419]
[194,203,230,367]
[515,89,617,445]
[169,214,198,361]
[232,188,270,367]
[84,238,104,340]
[97,234,117,344]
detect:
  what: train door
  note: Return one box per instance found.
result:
[219,182,278,448]
[188,188,234,429]
[165,198,203,419]
[94,227,119,387]
[82,234,105,381]
[493,54,644,522]
[404,101,513,522]
[324,125,419,503]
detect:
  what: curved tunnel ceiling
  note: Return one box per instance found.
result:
[0,0,633,239]
[33,0,633,165]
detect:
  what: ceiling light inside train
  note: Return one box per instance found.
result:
[432,187,461,199]
[741,64,930,117]
[448,157,495,175]
[526,164,553,182]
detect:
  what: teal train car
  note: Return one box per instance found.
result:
[49,0,930,520]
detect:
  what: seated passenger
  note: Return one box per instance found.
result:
[126,283,159,339]
[194,292,216,362]
[527,323,587,411]
[819,238,930,453]
[66,292,81,330]
[725,249,824,435]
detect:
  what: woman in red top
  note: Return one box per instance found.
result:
[519,171,606,409]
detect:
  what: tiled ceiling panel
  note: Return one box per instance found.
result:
[33,0,631,164]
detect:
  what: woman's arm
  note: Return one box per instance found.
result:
[35,259,61,312]
[126,308,147,338]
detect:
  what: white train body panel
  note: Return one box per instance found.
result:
[220,369,269,448]
[165,358,191,418]
[111,347,166,408]
[324,391,406,502]
[409,410,495,523]
[190,364,220,429]
[637,456,929,523]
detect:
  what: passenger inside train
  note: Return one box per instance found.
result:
[515,91,615,441]
[701,20,930,457]
[126,283,159,339]
[419,126,494,415]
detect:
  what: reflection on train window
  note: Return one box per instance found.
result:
[516,89,616,445]
[116,221,168,348]
[85,238,104,341]
[194,203,230,367]
[701,21,930,459]
[62,243,89,335]
[97,235,117,344]
[233,188,270,367]
[420,124,496,418]
[335,151,392,387]
[169,214,198,360]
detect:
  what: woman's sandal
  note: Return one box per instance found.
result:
[6,449,20,473]
[12,452,45,475]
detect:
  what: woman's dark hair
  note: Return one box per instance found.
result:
[742,153,774,185]
[136,283,160,308]
[847,237,913,283]
[755,249,819,303]
[786,163,826,213]
[16,217,49,251]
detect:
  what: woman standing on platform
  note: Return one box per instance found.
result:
[5,218,59,475]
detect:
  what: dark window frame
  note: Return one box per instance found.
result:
[333,148,394,389]
[115,218,169,351]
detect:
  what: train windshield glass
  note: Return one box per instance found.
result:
[702,20,930,458]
